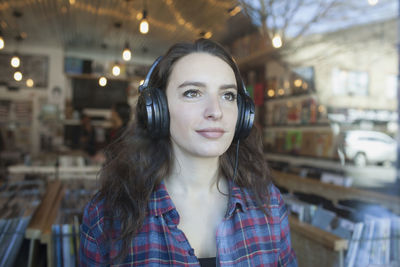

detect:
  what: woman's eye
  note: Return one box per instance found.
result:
[222,92,237,101]
[183,89,201,98]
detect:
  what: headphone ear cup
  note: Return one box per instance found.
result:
[152,88,170,138]
[234,94,245,141]
[137,87,170,139]
[234,93,255,141]
[137,88,154,133]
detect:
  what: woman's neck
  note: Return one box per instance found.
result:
[165,147,224,196]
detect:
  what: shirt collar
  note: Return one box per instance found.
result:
[148,181,176,217]
[148,179,255,218]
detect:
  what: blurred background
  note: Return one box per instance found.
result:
[0,0,399,266]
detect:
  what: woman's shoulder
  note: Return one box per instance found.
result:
[267,182,285,206]
[240,182,286,212]
[82,192,107,230]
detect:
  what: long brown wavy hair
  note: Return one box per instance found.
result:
[98,38,273,262]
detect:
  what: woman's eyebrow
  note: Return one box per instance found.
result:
[178,81,237,91]
[178,81,205,88]
[220,84,237,90]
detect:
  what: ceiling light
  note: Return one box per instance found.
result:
[204,31,212,39]
[139,14,149,34]
[267,89,275,97]
[272,34,282,48]
[112,63,121,76]
[228,6,242,16]
[26,78,34,87]
[11,55,20,68]
[14,71,22,81]
[122,42,131,61]
[294,79,303,87]
[99,76,107,87]
[0,33,4,50]
[69,0,76,5]
[368,0,378,5]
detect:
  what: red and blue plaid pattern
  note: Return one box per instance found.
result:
[80,181,297,266]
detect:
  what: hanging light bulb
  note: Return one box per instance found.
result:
[99,76,107,87]
[112,63,121,76]
[204,31,212,39]
[122,42,131,61]
[0,31,4,50]
[26,78,34,87]
[14,71,22,81]
[368,0,378,6]
[139,10,149,34]
[228,5,242,16]
[272,34,282,48]
[11,55,20,68]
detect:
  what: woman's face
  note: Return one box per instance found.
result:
[166,52,238,158]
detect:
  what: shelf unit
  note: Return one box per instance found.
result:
[272,170,400,267]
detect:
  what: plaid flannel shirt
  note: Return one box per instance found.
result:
[80,181,297,266]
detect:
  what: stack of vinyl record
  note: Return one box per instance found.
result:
[0,179,45,267]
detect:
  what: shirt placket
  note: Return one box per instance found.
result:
[162,208,201,266]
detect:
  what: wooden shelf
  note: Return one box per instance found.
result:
[265,153,340,169]
[264,124,332,130]
[272,170,400,215]
[265,93,317,102]
[289,216,348,251]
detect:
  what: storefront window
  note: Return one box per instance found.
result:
[235,0,399,266]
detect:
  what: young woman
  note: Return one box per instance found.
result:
[80,38,297,266]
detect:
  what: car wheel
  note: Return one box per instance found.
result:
[354,152,367,166]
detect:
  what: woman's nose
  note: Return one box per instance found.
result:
[204,95,222,120]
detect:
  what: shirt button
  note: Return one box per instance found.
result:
[188,248,195,256]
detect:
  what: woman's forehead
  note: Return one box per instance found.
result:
[168,52,236,83]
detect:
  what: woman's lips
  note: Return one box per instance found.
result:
[196,128,225,139]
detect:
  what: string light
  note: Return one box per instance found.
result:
[228,6,242,16]
[204,31,212,39]
[112,63,121,76]
[267,89,275,97]
[122,42,131,61]
[11,55,20,68]
[99,76,107,87]
[26,78,34,87]
[368,0,378,6]
[294,79,303,87]
[0,31,4,50]
[272,34,282,48]
[14,71,22,81]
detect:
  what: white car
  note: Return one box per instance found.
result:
[340,130,397,166]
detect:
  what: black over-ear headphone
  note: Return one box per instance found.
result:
[138,56,255,141]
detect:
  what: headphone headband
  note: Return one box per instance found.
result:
[139,56,163,93]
